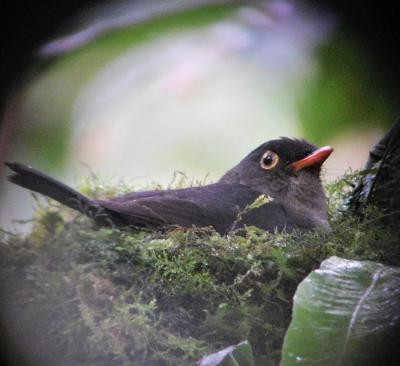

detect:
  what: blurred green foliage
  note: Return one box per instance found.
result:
[16,3,236,171]
[14,4,398,172]
[298,33,396,144]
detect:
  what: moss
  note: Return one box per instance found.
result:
[1,172,399,366]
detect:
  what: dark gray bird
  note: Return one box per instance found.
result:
[6,138,333,234]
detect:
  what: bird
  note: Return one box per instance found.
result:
[6,138,333,234]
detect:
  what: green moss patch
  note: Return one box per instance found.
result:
[1,172,399,365]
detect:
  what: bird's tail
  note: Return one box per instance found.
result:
[5,162,100,217]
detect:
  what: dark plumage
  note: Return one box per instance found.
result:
[6,138,333,234]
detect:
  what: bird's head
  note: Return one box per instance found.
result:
[219,138,333,208]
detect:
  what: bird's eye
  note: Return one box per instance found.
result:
[260,150,279,170]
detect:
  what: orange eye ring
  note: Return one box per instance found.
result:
[260,150,279,170]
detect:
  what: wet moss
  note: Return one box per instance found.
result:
[1,172,398,365]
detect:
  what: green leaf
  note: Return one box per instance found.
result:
[281,256,400,366]
[198,341,255,366]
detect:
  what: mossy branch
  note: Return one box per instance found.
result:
[1,172,399,366]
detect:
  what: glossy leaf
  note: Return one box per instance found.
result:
[281,256,400,366]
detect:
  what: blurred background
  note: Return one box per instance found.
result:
[0,0,399,231]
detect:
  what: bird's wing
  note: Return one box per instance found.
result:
[96,184,252,233]
[97,183,313,233]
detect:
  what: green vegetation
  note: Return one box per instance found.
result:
[281,256,400,366]
[298,33,396,144]
[1,172,399,366]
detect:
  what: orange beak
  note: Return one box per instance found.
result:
[290,146,334,172]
